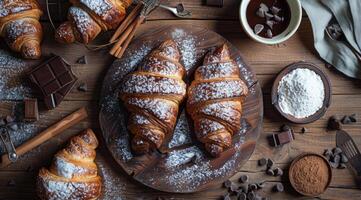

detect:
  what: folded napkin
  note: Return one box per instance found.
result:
[301,0,361,79]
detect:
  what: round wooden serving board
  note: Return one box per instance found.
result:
[99,25,263,193]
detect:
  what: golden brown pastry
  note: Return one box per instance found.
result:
[187,44,249,157]
[0,0,43,59]
[55,0,132,44]
[37,129,102,200]
[119,40,187,154]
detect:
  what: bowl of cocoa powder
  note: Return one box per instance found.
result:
[289,153,332,197]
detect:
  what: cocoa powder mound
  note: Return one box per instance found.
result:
[290,155,330,195]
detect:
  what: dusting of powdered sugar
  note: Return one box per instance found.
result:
[69,7,94,37]
[165,146,204,168]
[0,0,32,17]
[200,101,240,124]
[1,122,38,154]
[127,98,175,121]
[97,162,125,200]
[197,118,225,138]
[53,157,91,179]
[4,19,37,43]
[197,62,238,79]
[277,68,325,118]
[80,0,112,17]
[168,111,192,148]
[171,28,198,71]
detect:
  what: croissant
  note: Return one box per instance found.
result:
[187,44,249,157]
[55,0,132,44]
[119,40,187,154]
[0,0,43,59]
[37,129,102,200]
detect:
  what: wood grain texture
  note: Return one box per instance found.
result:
[0,0,361,199]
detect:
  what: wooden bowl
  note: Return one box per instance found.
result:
[288,153,332,197]
[271,61,332,124]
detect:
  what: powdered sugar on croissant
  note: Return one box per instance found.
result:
[119,40,187,154]
[37,129,102,200]
[187,44,249,157]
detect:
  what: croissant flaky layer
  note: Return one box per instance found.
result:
[187,44,249,157]
[120,40,187,154]
[55,0,132,44]
[37,129,102,200]
[0,0,43,59]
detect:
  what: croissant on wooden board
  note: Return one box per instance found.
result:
[55,0,132,44]
[119,40,187,154]
[187,44,249,157]
[0,0,43,59]
[37,129,102,200]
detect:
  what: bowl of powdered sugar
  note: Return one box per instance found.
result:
[271,61,331,124]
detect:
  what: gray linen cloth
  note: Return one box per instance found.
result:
[301,0,361,79]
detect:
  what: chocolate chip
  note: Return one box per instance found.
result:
[176,3,185,13]
[76,56,87,64]
[260,3,269,12]
[328,116,342,130]
[338,163,347,169]
[333,147,342,155]
[223,193,231,200]
[8,123,18,131]
[254,24,264,35]
[301,127,307,134]
[224,180,232,188]
[332,154,341,164]
[5,115,14,123]
[266,168,274,176]
[281,124,291,131]
[77,82,87,92]
[271,6,281,15]
[247,191,256,200]
[349,114,357,122]
[239,175,249,183]
[7,179,16,187]
[274,167,283,176]
[341,115,352,124]
[237,192,247,200]
[249,183,258,191]
[266,29,273,38]
[329,161,338,168]
[256,8,265,18]
[266,20,275,29]
[340,153,348,163]
[324,149,333,160]
[258,158,267,167]
[273,183,284,192]
[257,181,266,188]
[267,159,274,168]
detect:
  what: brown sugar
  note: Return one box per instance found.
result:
[290,155,330,196]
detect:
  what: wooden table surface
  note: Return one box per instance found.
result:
[1,1,361,199]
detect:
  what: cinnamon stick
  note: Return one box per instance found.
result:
[0,107,88,168]
[110,20,138,56]
[115,15,146,58]
[110,3,143,43]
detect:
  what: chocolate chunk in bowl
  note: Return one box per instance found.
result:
[99,25,263,193]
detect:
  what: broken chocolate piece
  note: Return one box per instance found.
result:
[258,158,267,166]
[273,183,284,192]
[267,158,274,168]
[76,56,87,64]
[274,167,283,176]
[341,115,352,124]
[270,129,295,147]
[328,116,342,130]
[323,149,333,160]
[301,127,307,134]
[254,24,264,35]
[340,153,348,163]
[266,29,273,38]
[206,0,223,7]
[24,98,39,122]
[349,114,357,122]
[266,168,274,176]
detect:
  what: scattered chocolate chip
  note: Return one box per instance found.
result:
[266,29,273,38]
[8,123,18,131]
[341,115,352,124]
[76,56,87,64]
[340,153,348,163]
[237,192,247,200]
[266,168,274,176]
[256,8,265,18]
[254,24,264,35]
[258,158,267,167]
[330,161,339,168]
[267,159,274,168]
[332,154,341,164]
[274,167,283,176]
[223,193,231,200]
[77,82,88,92]
[249,183,258,191]
[338,163,347,169]
[266,20,275,29]
[239,175,249,183]
[257,181,266,189]
[5,115,14,123]
[224,180,232,188]
[324,149,333,160]
[247,191,256,200]
[176,3,185,13]
[273,183,284,192]
[7,179,16,187]
[333,147,342,155]
[349,114,357,122]
[271,6,281,14]
[328,116,342,130]
[301,127,307,134]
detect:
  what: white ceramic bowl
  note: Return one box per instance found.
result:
[239,0,302,45]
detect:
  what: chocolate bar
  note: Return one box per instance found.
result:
[269,130,295,147]
[206,0,224,7]
[24,98,39,122]
[28,55,77,110]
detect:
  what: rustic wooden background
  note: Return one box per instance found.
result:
[1,0,361,199]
